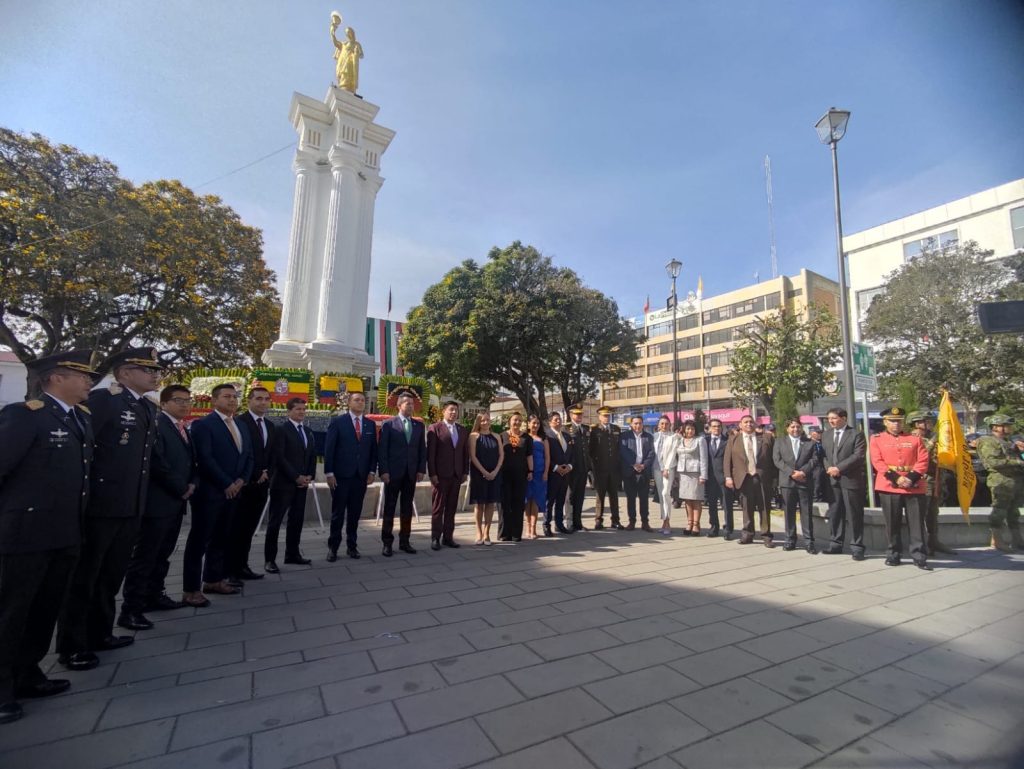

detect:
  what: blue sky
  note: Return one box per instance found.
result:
[3,0,1023,321]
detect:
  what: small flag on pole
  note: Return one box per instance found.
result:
[697,275,703,299]
[935,388,976,520]
[643,295,650,314]
[387,286,392,318]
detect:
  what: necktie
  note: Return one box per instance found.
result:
[256,417,266,447]
[449,424,457,447]
[835,429,842,448]
[745,434,757,476]
[354,416,361,441]
[225,416,242,452]
[713,438,719,453]
[296,423,307,448]
[793,438,799,457]
[559,432,567,452]
[403,418,412,442]
[176,420,189,444]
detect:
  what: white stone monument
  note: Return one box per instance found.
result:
[263,84,395,375]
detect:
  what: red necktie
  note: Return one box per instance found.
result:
[354,417,361,441]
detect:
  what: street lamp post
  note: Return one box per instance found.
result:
[704,364,712,414]
[666,259,682,427]
[815,107,856,424]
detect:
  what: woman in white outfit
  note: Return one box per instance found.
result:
[675,420,709,536]
[652,416,679,534]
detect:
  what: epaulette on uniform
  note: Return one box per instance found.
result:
[25,400,45,411]
[77,404,91,414]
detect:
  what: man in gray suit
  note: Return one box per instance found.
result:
[773,419,818,553]
[821,407,867,560]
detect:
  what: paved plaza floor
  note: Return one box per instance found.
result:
[2,503,1022,769]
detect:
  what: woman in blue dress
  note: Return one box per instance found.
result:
[524,415,549,539]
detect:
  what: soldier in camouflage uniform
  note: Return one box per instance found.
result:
[908,410,956,556]
[976,414,1024,552]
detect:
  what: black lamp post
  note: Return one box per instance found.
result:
[666,258,682,427]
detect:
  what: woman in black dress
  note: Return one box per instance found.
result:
[469,412,504,545]
[498,412,533,542]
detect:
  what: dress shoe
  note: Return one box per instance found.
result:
[513,536,522,542]
[543,525,553,537]
[556,525,571,534]
[884,554,901,566]
[347,547,360,559]
[914,560,934,571]
[762,537,776,549]
[782,542,796,551]
[399,543,417,554]
[738,533,754,545]
[930,541,957,556]
[625,522,636,530]
[96,635,134,651]
[182,591,210,608]
[117,612,153,631]
[641,523,653,532]
[146,594,185,611]
[264,561,280,574]
[611,522,625,530]
[58,652,99,671]
[15,678,70,699]
[823,546,844,555]
[707,527,720,537]
[431,539,441,551]
[0,702,23,725]
[573,525,589,532]
[202,581,239,595]
[326,550,338,562]
[442,539,460,548]
[851,551,865,562]
[722,530,733,541]
[382,544,393,557]
[681,529,691,537]
[594,522,605,530]
[806,543,819,555]
[224,577,244,588]
[239,566,264,580]
[284,554,312,565]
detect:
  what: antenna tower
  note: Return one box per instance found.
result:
[765,155,778,279]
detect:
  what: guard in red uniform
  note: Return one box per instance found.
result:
[869,406,931,570]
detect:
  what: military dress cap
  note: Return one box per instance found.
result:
[597,406,613,415]
[881,406,907,420]
[907,410,933,424]
[25,349,101,380]
[984,413,1015,427]
[569,405,584,415]
[808,425,823,434]
[105,346,164,373]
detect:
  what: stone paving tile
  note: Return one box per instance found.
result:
[301,630,405,661]
[570,702,709,769]
[111,643,245,684]
[672,720,822,769]
[334,718,498,769]
[100,673,253,729]
[0,695,105,751]
[551,592,626,613]
[668,645,773,687]
[727,607,809,635]
[748,656,857,701]
[29,675,179,716]
[245,623,353,657]
[406,577,478,596]
[603,614,687,643]
[344,609,438,638]
[541,607,623,634]
[584,664,700,714]
[171,688,324,750]
[321,662,447,713]
[0,718,174,769]
[402,617,491,642]
[470,737,597,769]
[476,687,612,753]
[485,605,563,627]
[141,610,244,638]
[381,591,461,616]
[932,674,1024,732]
[395,673,523,731]
[808,736,930,768]
[505,653,619,698]
[667,620,755,653]
[735,628,831,664]
[593,635,691,673]
[765,689,894,754]
[294,602,385,629]
[245,597,333,622]
[531,627,622,661]
[837,664,949,715]
[178,651,304,684]
[670,677,793,734]
[100,633,189,663]
[186,616,295,649]
[371,633,474,670]
[114,737,250,769]
[252,651,375,697]
[251,701,406,769]
[808,635,911,676]
[329,585,411,610]
[433,643,542,684]
[868,703,1012,768]
[794,616,877,644]
[463,619,557,650]
[892,644,998,686]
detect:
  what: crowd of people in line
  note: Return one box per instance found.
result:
[1,346,1022,726]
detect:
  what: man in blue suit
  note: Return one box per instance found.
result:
[324,391,378,560]
[620,416,655,531]
[377,392,426,557]
[182,384,253,606]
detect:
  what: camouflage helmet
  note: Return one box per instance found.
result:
[906,410,933,424]
[983,413,1015,427]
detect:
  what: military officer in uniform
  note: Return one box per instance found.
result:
[57,347,161,670]
[907,410,956,556]
[566,405,590,531]
[588,406,623,530]
[976,414,1024,552]
[869,407,932,570]
[0,351,98,724]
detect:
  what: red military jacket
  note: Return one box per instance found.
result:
[869,431,929,495]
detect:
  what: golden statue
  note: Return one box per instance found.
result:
[330,11,363,93]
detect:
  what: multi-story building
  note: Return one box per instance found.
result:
[845,177,1024,339]
[603,269,840,425]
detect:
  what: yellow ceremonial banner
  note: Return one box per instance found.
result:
[935,389,976,520]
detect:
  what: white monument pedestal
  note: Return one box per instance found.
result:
[263,87,395,376]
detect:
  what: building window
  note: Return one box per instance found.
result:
[624,386,645,399]
[903,229,958,261]
[856,286,885,329]
[647,362,674,377]
[785,288,803,299]
[626,366,645,379]
[1012,206,1024,250]
[648,382,674,397]
[766,293,781,310]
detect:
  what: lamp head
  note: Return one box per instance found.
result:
[665,258,682,279]
[815,108,850,144]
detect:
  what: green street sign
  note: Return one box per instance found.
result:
[852,343,877,393]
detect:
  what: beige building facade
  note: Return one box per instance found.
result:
[603,269,840,425]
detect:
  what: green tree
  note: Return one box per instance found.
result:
[0,128,280,369]
[728,305,842,417]
[862,242,1024,430]
[894,378,920,416]
[400,241,643,419]
[771,382,800,428]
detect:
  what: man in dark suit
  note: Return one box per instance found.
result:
[377,392,426,556]
[773,419,818,553]
[0,351,97,724]
[822,407,867,560]
[589,406,622,529]
[704,418,734,539]
[57,347,160,671]
[229,386,275,581]
[619,416,655,531]
[325,391,377,560]
[264,397,317,571]
[566,405,590,531]
[119,385,197,630]
[723,414,776,547]
[545,412,575,536]
[182,384,253,606]
[426,400,469,550]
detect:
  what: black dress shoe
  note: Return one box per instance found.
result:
[382,544,393,557]
[884,554,901,566]
[512,537,522,542]
[806,543,819,555]
[782,542,796,551]
[763,537,776,549]
[823,546,844,555]
[264,561,280,574]
[0,702,23,725]
[681,529,691,537]
[555,525,571,534]
[625,522,636,531]
[96,635,134,651]
[611,523,625,530]
[15,678,70,699]
[117,612,154,631]
[431,539,442,551]
[573,525,589,531]
[58,652,99,671]
[284,554,312,565]
[347,548,360,559]
[707,528,720,537]
[851,551,865,561]
[930,541,957,556]
[224,577,244,588]
[594,522,605,530]
[543,525,553,537]
[326,550,338,562]
[239,566,265,580]
[914,560,933,571]
[399,543,417,554]
[146,594,185,611]
[641,523,653,532]
[722,530,733,541]
[442,539,460,548]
